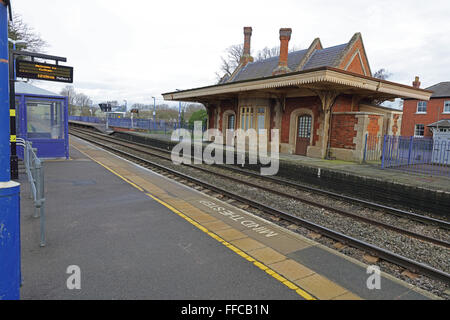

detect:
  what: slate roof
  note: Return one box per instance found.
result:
[15,82,62,97]
[427,119,450,128]
[230,43,347,83]
[425,82,450,98]
[302,44,347,70]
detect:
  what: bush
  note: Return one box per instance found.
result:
[188,109,207,127]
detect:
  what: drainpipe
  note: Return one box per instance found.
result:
[325,97,339,159]
[0,1,21,300]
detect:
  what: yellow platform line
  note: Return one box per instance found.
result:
[72,143,317,300]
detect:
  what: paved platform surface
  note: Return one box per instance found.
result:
[19,135,439,299]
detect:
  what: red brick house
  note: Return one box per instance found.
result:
[401,80,450,137]
[163,27,432,161]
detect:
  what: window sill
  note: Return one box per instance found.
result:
[415,112,427,115]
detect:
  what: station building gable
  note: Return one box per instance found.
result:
[163,27,432,162]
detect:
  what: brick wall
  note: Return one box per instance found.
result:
[333,95,353,112]
[338,37,371,76]
[218,100,236,132]
[281,96,321,144]
[367,115,380,136]
[401,98,450,136]
[330,114,357,149]
[346,57,365,75]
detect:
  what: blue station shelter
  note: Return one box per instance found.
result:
[15,82,69,159]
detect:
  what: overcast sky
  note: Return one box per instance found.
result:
[13,0,450,106]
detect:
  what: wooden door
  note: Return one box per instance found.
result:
[296,115,312,155]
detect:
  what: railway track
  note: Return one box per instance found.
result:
[71,127,450,229]
[70,127,450,285]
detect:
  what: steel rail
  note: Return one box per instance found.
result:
[70,127,450,236]
[70,130,450,284]
[70,126,450,230]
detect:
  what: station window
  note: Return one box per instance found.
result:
[240,107,253,130]
[444,101,450,113]
[240,106,267,131]
[414,124,425,137]
[256,107,266,131]
[227,114,235,130]
[298,115,312,138]
[26,100,64,139]
[417,101,427,113]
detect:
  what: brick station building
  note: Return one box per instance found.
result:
[402,80,450,137]
[163,27,432,161]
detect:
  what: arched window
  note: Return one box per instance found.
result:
[227,114,235,130]
[298,115,312,138]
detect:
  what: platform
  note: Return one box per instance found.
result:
[19,136,439,299]
[112,130,450,192]
[107,129,450,216]
[68,120,112,134]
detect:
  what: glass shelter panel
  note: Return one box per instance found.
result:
[26,99,64,139]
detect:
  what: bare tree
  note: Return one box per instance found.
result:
[373,68,392,80]
[255,46,279,61]
[8,13,48,52]
[215,44,244,82]
[60,86,76,105]
[74,93,92,108]
[60,86,77,115]
[371,69,394,105]
[216,44,301,82]
[255,45,300,61]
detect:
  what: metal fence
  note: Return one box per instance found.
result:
[381,135,450,177]
[17,138,46,246]
[70,115,105,124]
[363,134,382,162]
[69,115,205,134]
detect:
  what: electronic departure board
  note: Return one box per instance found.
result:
[16,60,73,83]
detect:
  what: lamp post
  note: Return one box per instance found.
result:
[176,89,182,129]
[1,2,21,300]
[151,96,156,130]
[8,38,26,181]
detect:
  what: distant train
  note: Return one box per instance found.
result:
[107,111,126,119]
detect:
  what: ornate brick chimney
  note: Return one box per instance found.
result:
[273,28,292,75]
[412,76,421,88]
[240,27,254,66]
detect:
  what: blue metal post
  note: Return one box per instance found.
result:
[363,133,368,163]
[0,2,21,300]
[407,136,413,166]
[381,135,387,168]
